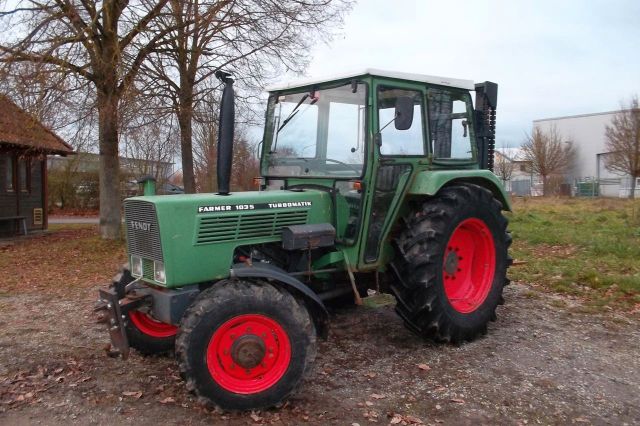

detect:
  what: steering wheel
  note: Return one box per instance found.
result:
[324,158,361,174]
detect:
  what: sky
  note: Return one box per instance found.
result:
[269,0,640,147]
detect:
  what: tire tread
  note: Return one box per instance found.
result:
[389,184,510,343]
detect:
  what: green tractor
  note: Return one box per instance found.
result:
[97,69,511,410]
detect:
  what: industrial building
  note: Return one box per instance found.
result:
[533,111,638,198]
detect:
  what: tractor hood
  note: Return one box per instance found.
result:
[123,190,333,288]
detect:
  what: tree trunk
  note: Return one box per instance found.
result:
[177,102,196,193]
[542,174,549,196]
[97,90,122,239]
[631,174,637,199]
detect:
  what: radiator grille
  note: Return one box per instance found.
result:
[124,200,163,262]
[197,211,308,244]
[143,258,155,280]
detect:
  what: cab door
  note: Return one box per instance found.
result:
[360,83,428,265]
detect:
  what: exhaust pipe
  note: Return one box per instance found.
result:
[216,70,235,195]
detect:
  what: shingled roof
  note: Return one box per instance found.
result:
[0,94,73,155]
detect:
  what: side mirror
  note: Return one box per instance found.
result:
[394,96,414,130]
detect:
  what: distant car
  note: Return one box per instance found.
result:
[158,183,184,195]
[125,180,184,196]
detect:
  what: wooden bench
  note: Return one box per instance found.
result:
[0,216,28,235]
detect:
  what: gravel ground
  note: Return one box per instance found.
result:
[1,282,639,425]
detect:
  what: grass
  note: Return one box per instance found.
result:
[507,197,640,310]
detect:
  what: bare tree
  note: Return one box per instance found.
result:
[0,62,98,150]
[522,126,577,196]
[193,114,218,192]
[192,95,258,192]
[495,144,515,187]
[0,0,184,238]
[140,0,352,193]
[604,95,640,199]
[121,116,178,187]
[192,92,219,192]
[230,133,259,190]
[1,63,101,210]
[119,87,179,187]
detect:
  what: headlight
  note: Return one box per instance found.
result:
[131,256,143,277]
[154,261,166,283]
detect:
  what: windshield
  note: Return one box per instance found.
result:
[263,82,367,178]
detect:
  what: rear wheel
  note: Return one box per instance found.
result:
[176,279,316,410]
[111,267,178,355]
[389,184,511,343]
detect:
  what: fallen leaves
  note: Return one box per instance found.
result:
[416,364,431,372]
[388,413,424,425]
[0,224,124,296]
[122,391,143,399]
[0,360,92,407]
[362,408,379,422]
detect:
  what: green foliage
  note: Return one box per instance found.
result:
[48,163,138,211]
[48,167,100,210]
[508,198,640,309]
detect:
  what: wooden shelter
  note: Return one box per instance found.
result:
[0,94,73,236]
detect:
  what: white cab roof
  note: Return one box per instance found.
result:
[266,68,475,92]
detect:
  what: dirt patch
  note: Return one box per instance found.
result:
[1,281,639,425]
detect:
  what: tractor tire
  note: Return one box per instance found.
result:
[389,184,511,343]
[176,279,317,411]
[111,267,178,355]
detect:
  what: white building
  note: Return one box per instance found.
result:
[533,111,638,198]
[495,148,543,196]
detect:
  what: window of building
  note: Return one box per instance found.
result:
[377,87,425,156]
[5,156,15,191]
[18,157,30,192]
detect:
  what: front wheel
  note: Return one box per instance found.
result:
[111,267,178,355]
[176,279,316,410]
[389,184,511,343]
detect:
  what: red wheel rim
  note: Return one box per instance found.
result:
[443,218,496,313]
[129,311,178,338]
[206,314,291,395]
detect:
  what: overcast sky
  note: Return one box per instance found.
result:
[272,0,640,147]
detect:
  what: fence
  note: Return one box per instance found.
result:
[506,178,543,197]
[574,177,639,198]
[503,176,636,198]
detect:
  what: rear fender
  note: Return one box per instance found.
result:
[408,170,511,211]
[230,262,329,338]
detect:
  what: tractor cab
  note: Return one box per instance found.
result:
[260,69,503,268]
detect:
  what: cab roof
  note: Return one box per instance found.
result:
[266,68,475,92]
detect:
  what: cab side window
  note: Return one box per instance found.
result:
[427,88,474,160]
[377,87,425,156]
